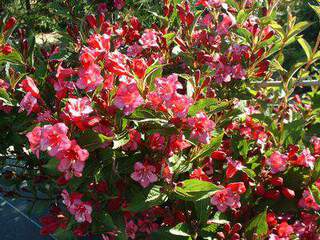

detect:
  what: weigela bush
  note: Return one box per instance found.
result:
[0,0,320,239]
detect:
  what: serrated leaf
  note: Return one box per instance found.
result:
[195,198,211,224]
[309,4,320,20]
[146,185,168,205]
[237,10,248,24]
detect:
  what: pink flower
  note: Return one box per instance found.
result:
[64,97,93,130]
[40,123,71,157]
[165,94,193,118]
[26,126,42,158]
[168,134,191,156]
[139,29,159,48]
[226,158,244,179]
[210,188,240,212]
[131,162,158,188]
[87,34,110,52]
[127,43,143,58]
[123,129,141,151]
[266,151,288,174]
[105,51,129,76]
[56,64,76,81]
[148,133,165,151]
[216,13,235,35]
[20,77,39,98]
[125,220,138,239]
[190,168,210,181]
[56,140,89,180]
[114,0,125,10]
[277,221,294,238]
[188,112,215,144]
[69,201,92,223]
[310,136,320,155]
[155,74,182,101]
[113,82,144,115]
[298,190,320,210]
[77,64,104,91]
[19,92,39,115]
[195,0,224,8]
[295,148,315,169]
[61,190,92,223]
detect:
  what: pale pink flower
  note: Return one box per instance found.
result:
[40,123,71,157]
[125,220,138,239]
[61,190,92,223]
[295,148,315,169]
[310,136,320,155]
[69,201,92,223]
[168,134,191,156]
[20,76,39,98]
[26,126,42,158]
[131,162,158,188]
[87,34,110,52]
[155,74,182,101]
[188,112,215,144]
[266,151,288,174]
[210,188,240,212]
[127,43,143,58]
[298,190,320,210]
[56,64,76,81]
[77,64,104,91]
[139,29,159,48]
[65,97,93,119]
[165,94,193,118]
[113,82,144,115]
[19,92,39,115]
[56,140,89,180]
[114,0,125,10]
[216,13,235,35]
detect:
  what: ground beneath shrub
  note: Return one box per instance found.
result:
[0,195,54,240]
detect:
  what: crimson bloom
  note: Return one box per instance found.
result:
[266,151,288,174]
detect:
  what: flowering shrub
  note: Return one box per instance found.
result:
[1,1,320,239]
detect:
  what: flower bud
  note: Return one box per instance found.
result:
[281,187,295,199]
[3,17,17,33]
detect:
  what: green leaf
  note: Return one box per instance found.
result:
[175,179,221,201]
[287,21,312,39]
[309,4,320,20]
[43,158,59,175]
[169,223,191,237]
[200,224,218,237]
[146,185,168,205]
[163,32,176,46]
[188,98,218,116]
[309,184,320,205]
[237,28,252,42]
[311,158,320,182]
[269,22,285,39]
[297,37,313,61]
[195,198,211,224]
[0,88,13,106]
[0,51,23,65]
[112,135,130,149]
[191,132,224,161]
[237,10,248,24]
[245,208,268,237]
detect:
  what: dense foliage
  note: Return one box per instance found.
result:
[0,0,320,239]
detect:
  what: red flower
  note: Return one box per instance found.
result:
[132,58,147,79]
[190,168,210,181]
